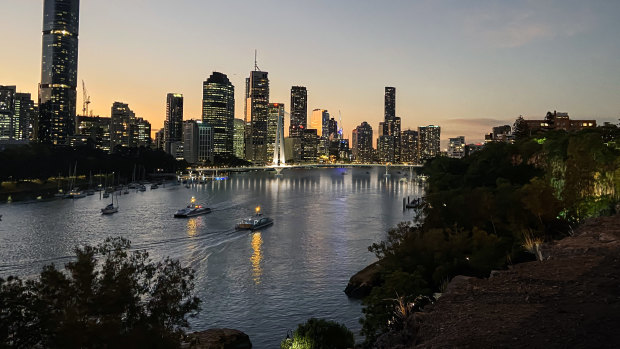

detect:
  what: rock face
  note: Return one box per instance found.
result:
[344,261,382,299]
[188,329,252,349]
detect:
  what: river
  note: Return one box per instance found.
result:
[0,167,422,347]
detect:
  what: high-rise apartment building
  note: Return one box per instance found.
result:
[165,93,183,154]
[202,72,234,157]
[301,129,318,162]
[14,93,36,141]
[385,87,396,119]
[109,102,151,150]
[245,70,269,162]
[76,115,111,151]
[233,118,245,159]
[400,129,418,163]
[352,121,373,163]
[418,125,441,161]
[378,87,402,162]
[0,86,16,141]
[448,136,466,159]
[328,118,338,140]
[310,109,330,137]
[289,86,307,138]
[38,0,80,145]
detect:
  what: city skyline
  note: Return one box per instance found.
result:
[2,1,620,144]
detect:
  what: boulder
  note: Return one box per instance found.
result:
[344,261,382,299]
[188,329,252,349]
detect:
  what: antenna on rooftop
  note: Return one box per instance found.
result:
[254,49,260,71]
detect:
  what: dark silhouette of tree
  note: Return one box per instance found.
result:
[0,237,201,348]
[513,115,530,140]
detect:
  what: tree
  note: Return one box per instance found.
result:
[0,237,201,348]
[280,318,354,349]
[513,116,531,140]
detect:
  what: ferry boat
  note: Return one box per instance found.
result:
[235,206,274,230]
[65,188,86,199]
[174,197,211,218]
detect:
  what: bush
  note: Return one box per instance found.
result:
[281,318,354,349]
[0,237,201,348]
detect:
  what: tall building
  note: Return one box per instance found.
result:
[448,136,466,158]
[202,72,234,157]
[165,93,183,154]
[233,118,245,159]
[245,70,269,162]
[379,87,401,162]
[183,120,213,164]
[418,125,441,161]
[110,102,135,150]
[14,93,36,140]
[289,86,307,138]
[400,129,418,163]
[267,103,285,164]
[38,0,80,145]
[328,118,338,140]
[0,86,16,141]
[352,122,373,163]
[301,129,318,162]
[310,109,330,137]
[76,115,111,151]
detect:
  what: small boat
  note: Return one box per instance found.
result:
[138,185,146,192]
[174,197,211,218]
[66,188,86,199]
[151,184,159,190]
[235,206,274,230]
[123,187,129,194]
[101,194,118,215]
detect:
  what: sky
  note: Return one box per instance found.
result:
[1,0,620,144]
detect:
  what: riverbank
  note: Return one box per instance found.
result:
[374,214,620,348]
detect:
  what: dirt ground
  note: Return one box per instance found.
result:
[413,215,620,348]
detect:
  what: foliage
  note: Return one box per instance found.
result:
[280,318,354,349]
[0,237,201,348]
[0,144,183,181]
[359,126,620,346]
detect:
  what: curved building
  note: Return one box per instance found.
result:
[38,0,80,144]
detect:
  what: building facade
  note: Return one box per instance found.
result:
[165,93,183,154]
[418,125,441,161]
[267,103,285,164]
[400,129,418,163]
[289,86,307,138]
[14,93,36,140]
[183,120,213,164]
[448,136,466,158]
[76,115,111,151]
[233,118,245,159]
[202,72,234,157]
[245,71,269,162]
[379,87,401,162]
[523,111,596,133]
[38,0,80,145]
[352,121,373,163]
[0,86,16,141]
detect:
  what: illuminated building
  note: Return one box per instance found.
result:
[301,129,318,162]
[352,121,373,163]
[245,70,269,162]
[183,120,213,164]
[289,86,307,138]
[165,93,183,154]
[0,86,16,141]
[328,118,338,140]
[233,118,245,159]
[267,103,285,164]
[38,0,80,145]
[76,115,110,151]
[202,72,234,157]
[154,129,165,150]
[310,109,329,137]
[379,87,401,162]
[108,102,150,151]
[14,93,36,140]
[418,125,441,161]
[523,111,596,133]
[448,136,465,159]
[400,129,418,163]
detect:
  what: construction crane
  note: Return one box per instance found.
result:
[82,80,91,116]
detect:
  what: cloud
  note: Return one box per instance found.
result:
[462,1,593,48]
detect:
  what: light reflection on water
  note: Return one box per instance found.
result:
[0,167,422,348]
[250,232,263,285]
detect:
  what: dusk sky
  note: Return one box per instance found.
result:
[2,0,619,144]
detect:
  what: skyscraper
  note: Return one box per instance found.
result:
[202,72,234,157]
[352,122,373,163]
[310,109,330,137]
[418,125,441,161]
[38,0,80,145]
[165,93,183,154]
[233,118,245,159]
[183,120,213,164]
[245,70,269,162]
[400,129,418,163]
[380,87,401,162]
[14,93,36,140]
[0,86,16,141]
[267,103,285,164]
[110,102,134,150]
[289,86,307,138]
